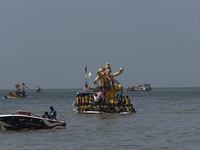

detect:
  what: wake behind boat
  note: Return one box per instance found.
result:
[0,110,66,130]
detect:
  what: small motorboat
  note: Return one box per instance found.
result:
[0,110,66,130]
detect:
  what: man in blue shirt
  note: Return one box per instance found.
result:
[50,106,57,120]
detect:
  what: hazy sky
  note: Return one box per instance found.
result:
[1,0,200,89]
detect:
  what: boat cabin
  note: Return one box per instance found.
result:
[12,110,39,117]
[76,91,94,97]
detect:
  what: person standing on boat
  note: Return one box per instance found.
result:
[77,95,81,105]
[125,95,130,105]
[94,93,99,105]
[21,85,25,96]
[50,106,57,120]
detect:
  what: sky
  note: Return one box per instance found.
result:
[0,0,200,89]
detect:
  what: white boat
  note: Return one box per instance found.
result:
[127,83,152,91]
[0,110,66,130]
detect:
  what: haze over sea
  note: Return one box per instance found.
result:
[0,87,200,150]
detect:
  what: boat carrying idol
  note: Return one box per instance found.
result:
[73,63,136,114]
[0,110,66,130]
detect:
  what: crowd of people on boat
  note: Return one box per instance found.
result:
[9,86,26,96]
[76,93,135,113]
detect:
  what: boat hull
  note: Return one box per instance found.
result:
[76,110,106,114]
[8,94,27,98]
[0,115,66,130]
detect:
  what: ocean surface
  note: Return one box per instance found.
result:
[0,88,200,150]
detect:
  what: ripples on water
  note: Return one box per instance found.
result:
[0,88,200,150]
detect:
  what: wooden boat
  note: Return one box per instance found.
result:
[8,83,28,98]
[8,92,27,98]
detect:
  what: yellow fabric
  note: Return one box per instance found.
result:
[108,85,120,104]
[85,97,89,103]
[97,105,100,111]
[126,98,130,105]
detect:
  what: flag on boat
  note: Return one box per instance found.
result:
[85,65,87,77]
[15,84,20,88]
[88,71,92,78]
[22,83,29,89]
[85,65,87,74]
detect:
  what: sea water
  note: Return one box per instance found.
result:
[0,88,200,150]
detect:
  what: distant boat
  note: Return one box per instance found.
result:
[8,83,28,98]
[87,84,102,92]
[36,85,43,92]
[127,83,152,91]
[8,92,27,98]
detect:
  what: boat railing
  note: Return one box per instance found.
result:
[59,115,66,122]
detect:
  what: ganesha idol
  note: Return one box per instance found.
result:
[93,63,124,104]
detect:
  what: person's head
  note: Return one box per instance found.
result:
[45,111,48,115]
[126,95,129,98]
[50,106,54,110]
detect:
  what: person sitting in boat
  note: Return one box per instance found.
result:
[89,95,95,104]
[114,96,119,105]
[45,111,52,119]
[120,105,125,112]
[105,104,113,113]
[118,95,123,105]
[122,96,126,105]
[85,96,89,105]
[98,95,103,105]
[50,106,57,120]
[115,105,120,113]
[93,104,98,111]
[82,97,85,105]
[125,106,129,112]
